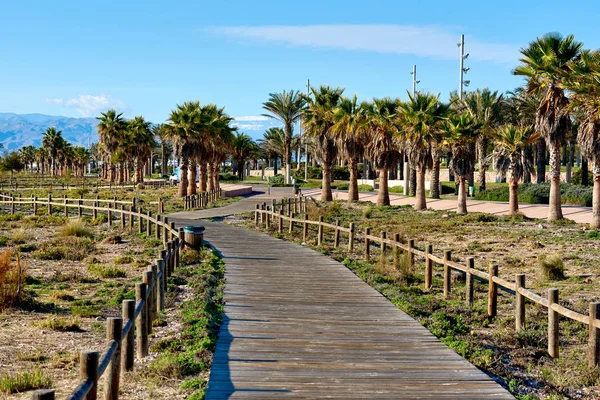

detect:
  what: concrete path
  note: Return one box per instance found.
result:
[165,218,513,399]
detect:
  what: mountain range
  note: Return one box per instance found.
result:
[0,113,98,151]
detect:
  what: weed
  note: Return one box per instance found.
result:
[71,304,101,318]
[0,249,25,309]
[10,229,30,244]
[18,243,37,252]
[113,255,133,265]
[60,219,94,238]
[87,263,126,279]
[0,368,52,394]
[49,290,75,301]
[35,236,94,261]
[538,254,566,281]
[362,207,373,219]
[16,349,47,362]
[38,316,81,332]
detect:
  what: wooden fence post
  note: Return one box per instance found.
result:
[548,288,559,358]
[334,220,340,248]
[143,271,154,334]
[135,282,149,358]
[93,201,98,220]
[408,239,415,268]
[278,209,283,233]
[425,244,433,290]
[155,215,161,239]
[466,257,474,307]
[162,217,169,243]
[303,215,308,241]
[488,264,498,318]
[289,213,294,233]
[443,250,451,299]
[255,204,260,226]
[149,265,158,321]
[78,199,82,218]
[157,260,166,312]
[122,300,135,371]
[515,274,526,332]
[589,302,600,367]
[317,216,324,246]
[47,194,52,215]
[120,205,125,228]
[365,228,371,260]
[265,206,271,229]
[128,206,134,230]
[107,205,112,226]
[80,351,99,400]
[10,195,14,215]
[147,210,152,235]
[31,389,55,399]
[105,317,123,400]
[379,231,387,266]
[138,208,144,234]
[170,222,176,240]
[348,223,355,251]
[166,242,173,277]
[33,196,37,215]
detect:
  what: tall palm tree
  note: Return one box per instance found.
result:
[231,133,259,180]
[97,109,126,183]
[365,98,401,206]
[302,85,344,201]
[127,116,155,183]
[262,90,305,184]
[492,125,539,216]
[19,145,36,172]
[444,113,482,214]
[259,127,286,175]
[400,92,449,210]
[41,127,64,176]
[459,88,504,192]
[513,33,583,221]
[204,104,236,191]
[331,95,368,202]
[152,124,172,177]
[567,50,600,228]
[168,101,201,197]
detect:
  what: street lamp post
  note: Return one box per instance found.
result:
[304,79,310,182]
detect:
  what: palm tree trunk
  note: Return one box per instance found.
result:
[415,167,427,210]
[348,158,359,202]
[215,165,221,190]
[509,180,519,216]
[457,177,467,214]
[409,168,417,197]
[178,159,189,197]
[536,138,546,183]
[273,156,278,176]
[136,159,143,183]
[207,163,215,192]
[200,163,207,192]
[321,162,333,201]
[161,144,168,176]
[592,159,600,229]
[548,141,563,221]
[188,163,197,195]
[377,168,390,206]
[477,136,488,192]
[430,148,441,199]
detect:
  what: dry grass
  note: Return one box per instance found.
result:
[59,219,94,238]
[538,254,566,281]
[0,368,52,394]
[0,249,25,309]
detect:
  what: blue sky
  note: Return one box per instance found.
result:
[1,0,599,138]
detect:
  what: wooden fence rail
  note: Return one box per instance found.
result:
[0,195,198,400]
[257,197,600,367]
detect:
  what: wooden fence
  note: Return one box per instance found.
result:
[0,180,174,191]
[0,195,202,399]
[184,189,223,210]
[255,197,600,367]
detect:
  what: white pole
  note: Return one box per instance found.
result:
[304,79,310,181]
[459,34,465,100]
[412,65,417,97]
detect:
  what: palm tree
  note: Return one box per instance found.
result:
[262,90,305,184]
[167,101,201,197]
[72,146,90,177]
[19,145,36,172]
[127,116,155,183]
[259,127,286,175]
[400,92,449,210]
[365,98,401,206]
[567,50,600,227]
[513,33,583,221]
[97,110,127,183]
[444,113,482,214]
[459,89,503,192]
[231,133,258,180]
[152,124,172,177]
[302,85,344,201]
[41,127,64,176]
[492,125,539,216]
[331,95,368,202]
[204,104,236,191]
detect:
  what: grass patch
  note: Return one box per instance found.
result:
[0,368,52,394]
[38,316,81,332]
[87,263,127,279]
[34,236,94,261]
[60,219,94,238]
[538,254,566,281]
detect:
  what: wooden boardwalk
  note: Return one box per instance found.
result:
[171,220,513,399]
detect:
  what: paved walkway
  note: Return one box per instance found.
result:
[165,218,513,399]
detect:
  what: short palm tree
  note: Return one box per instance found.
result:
[127,116,155,183]
[513,33,583,221]
[365,98,401,206]
[331,95,368,202]
[97,109,126,183]
[262,90,305,184]
[492,125,539,216]
[302,85,344,201]
[167,101,201,197]
[19,145,36,172]
[259,127,286,175]
[41,127,64,176]
[400,93,449,210]
[231,133,259,180]
[445,113,482,214]
[152,124,172,177]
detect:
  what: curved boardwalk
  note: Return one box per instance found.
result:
[168,218,513,399]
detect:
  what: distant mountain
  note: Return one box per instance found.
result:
[0,113,98,150]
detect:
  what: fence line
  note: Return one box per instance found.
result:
[0,180,173,192]
[256,197,600,368]
[0,195,201,400]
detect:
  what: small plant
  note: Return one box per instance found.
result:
[113,255,133,265]
[49,290,75,301]
[362,207,373,219]
[60,219,94,238]
[18,243,37,253]
[0,249,25,309]
[0,368,52,394]
[35,236,94,261]
[9,229,30,245]
[538,254,566,281]
[38,316,81,332]
[87,263,127,279]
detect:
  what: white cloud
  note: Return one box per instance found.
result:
[208,24,518,64]
[232,115,279,132]
[45,94,125,117]
[234,115,270,122]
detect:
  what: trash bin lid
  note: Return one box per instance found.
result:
[183,225,205,234]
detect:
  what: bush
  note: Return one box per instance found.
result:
[87,263,127,279]
[219,172,237,181]
[571,168,592,186]
[562,184,593,206]
[538,254,566,281]
[269,174,286,186]
[35,237,94,261]
[358,184,374,192]
[60,220,94,238]
[333,166,350,180]
[474,183,592,206]
[38,317,81,332]
[294,166,322,180]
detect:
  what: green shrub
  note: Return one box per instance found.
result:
[538,254,566,281]
[0,368,52,394]
[38,317,81,332]
[0,213,22,222]
[113,255,134,265]
[586,230,600,240]
[23,214,67,227]
[18,243,37,252]
[219,172,238,181]
[562,184,593,206]
[334,183,349,190]
[571,168,592,186]
[0,236,7,246]
[87,263,127,278]
[358,184,374,192]
[332,166,350,180]
[388,185,404,193]
[269,174,286,186]
[362,207,373,219]
[60,220,94,238]
[294,166,322,180]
